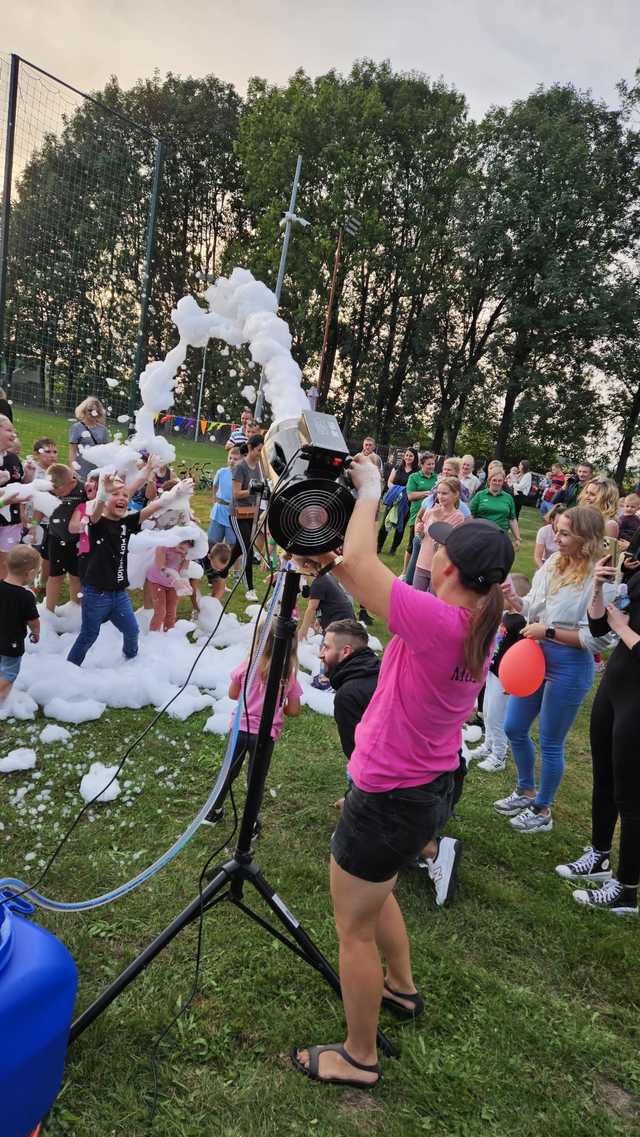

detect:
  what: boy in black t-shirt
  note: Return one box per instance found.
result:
[0,544,40,702]
[67,472,191,666]
[46,463,86,612]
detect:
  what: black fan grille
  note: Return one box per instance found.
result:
[268,479,354,554]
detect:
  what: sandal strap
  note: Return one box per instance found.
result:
[384,981,421,1004]
[310,1043,379,1075]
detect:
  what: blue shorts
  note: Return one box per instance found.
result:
[0,655,21,682]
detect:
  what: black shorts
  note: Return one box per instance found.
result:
[331,770,454,883]
[48,536,79,578]
[38,526,49,561]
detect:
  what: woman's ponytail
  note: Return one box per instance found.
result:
[464,583,504,681]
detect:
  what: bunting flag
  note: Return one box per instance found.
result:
[153,413,233,435]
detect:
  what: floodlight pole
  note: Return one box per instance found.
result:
[317,226,343,406]
[129,138,165,422]
[194,344,207,441]
[0,54,20,380]
[254,154,303,423]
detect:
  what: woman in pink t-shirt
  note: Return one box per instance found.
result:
[414,475,465,591]
[291,456,513,1091]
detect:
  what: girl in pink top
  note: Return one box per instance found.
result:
[146,540,193,631]
[202,620,302,826]
[414,475,465,592]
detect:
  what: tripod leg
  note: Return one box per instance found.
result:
[69,862,235,1043]
[240,864,398,1058]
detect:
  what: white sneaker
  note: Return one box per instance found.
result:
[423,837,463,907]
[477,754,506,772]
[468,743,491,762]
[493,791,533,816]
[510,807,553,833]
[245,589,258,601]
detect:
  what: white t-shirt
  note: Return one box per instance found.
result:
[535,524,558,562]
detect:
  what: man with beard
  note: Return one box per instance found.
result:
[320,619,381,783]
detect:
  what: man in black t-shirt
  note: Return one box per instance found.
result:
[67,473,190,666]
[298,572,355,642]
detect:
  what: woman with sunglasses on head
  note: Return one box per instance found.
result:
[555,546,640,915]
[497,506,614,834]
[291,455,513,1089]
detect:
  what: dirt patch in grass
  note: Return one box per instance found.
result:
[596,1076,639,1121]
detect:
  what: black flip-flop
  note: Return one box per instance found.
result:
[291,1044,380,1088]
[381,981,425,1021]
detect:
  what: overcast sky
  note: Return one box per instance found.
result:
[2,0,639,116]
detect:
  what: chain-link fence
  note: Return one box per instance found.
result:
[0,54,163,424]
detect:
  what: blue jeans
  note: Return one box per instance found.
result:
[405,534,422,585]
[208,518,235,546]
[504,640,594,809]
[67,585,139,666]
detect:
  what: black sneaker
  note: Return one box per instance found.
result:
[555,846,612,882]
[573,879,638,916]
[201,806,225,827]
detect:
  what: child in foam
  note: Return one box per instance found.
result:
[66,473,193,666]
[202,618,302,828]
[146,539,194,632]
[0,544,40,703]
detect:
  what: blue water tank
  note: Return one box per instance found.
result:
[0,898,78,1137]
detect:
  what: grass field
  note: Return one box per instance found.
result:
[2,406,638,1137]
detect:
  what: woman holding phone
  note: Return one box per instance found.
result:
[555,546,640,915]
[497,506,614,833]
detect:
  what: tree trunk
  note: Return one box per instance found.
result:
[495,331,530,459]
[614,377,640,486]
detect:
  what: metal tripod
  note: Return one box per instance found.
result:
[69,569,396,1058]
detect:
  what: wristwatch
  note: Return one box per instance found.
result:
[544,626,557,640]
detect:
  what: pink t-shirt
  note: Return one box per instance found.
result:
[416,506,465,572]
[76,502,90,555]
[146,547,184,588]
[230,661,303,740]
[348,579,489,792]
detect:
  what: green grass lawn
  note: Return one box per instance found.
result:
[2,408,639,1137]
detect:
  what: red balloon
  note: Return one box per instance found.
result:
[498,638,546,697]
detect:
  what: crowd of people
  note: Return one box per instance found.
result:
[1,398,639,1091]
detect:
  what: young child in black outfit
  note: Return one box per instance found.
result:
[0,544,40,702]
[66,472,192,666]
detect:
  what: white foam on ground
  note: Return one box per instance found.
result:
[80,762,121,803]
[0,747,37,773]
[39,724,71,744]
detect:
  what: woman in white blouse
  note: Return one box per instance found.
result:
[512,459,533,519]
[495,506,614,833]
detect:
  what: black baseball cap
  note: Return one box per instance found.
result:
[427,519,514,588]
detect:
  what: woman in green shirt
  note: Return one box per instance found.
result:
[403,452,436,575]
[469,470,521,550]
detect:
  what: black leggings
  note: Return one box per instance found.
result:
[377,511,403,554]
[229,516,254,590]
[590,660,640,885]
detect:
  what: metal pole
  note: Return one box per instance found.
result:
[195,344,207,441]
[254,154,303,423]
[317,226,343,405]
[129,138,164,421]
[0,54,20,378]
